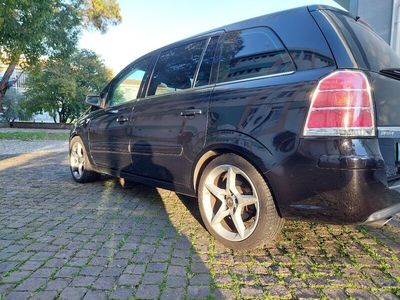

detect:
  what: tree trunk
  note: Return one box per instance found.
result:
[0,60,18,112]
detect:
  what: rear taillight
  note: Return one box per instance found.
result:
[303,70,375,137]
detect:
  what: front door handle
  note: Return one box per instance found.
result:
[116,116,129,123]
[180,109,202,117]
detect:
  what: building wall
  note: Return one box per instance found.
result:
[335,0,400,55]
[0,64,56,123]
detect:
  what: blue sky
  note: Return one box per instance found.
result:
[79,0,343,73]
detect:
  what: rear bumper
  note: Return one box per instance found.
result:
[266,138,400,224]
[363,203,400,224]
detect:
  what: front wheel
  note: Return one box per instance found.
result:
[198,153,284,250]
[69,136,100,183]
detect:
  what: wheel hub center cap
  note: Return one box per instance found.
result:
[226,196,235,208]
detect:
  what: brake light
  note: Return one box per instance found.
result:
[303,70,375,137]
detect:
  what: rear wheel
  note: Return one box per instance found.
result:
[198,153,284,250]
[69,136,100,183]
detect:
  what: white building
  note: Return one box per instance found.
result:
[0,64,55,122]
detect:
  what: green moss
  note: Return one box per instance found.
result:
[0,131,69,141]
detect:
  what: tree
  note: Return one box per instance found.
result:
[1,89,28,122]
[0,0,121,111]
[22,49,112,123]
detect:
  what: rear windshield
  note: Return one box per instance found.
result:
[326,10,400,72]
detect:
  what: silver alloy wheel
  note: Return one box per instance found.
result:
[201,164,260,241]
[70,142,85,180]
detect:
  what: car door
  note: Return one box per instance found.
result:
[130,36,220,187]
[88,56,154,171]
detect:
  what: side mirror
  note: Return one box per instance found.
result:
[85,95,102,107]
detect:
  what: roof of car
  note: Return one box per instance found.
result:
[188,5,347,39]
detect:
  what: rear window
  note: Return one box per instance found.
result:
[327,11,400,72]
[216,27,295,83]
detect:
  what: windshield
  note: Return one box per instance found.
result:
[326,10,400,72]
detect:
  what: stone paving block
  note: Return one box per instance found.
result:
[189,273,210,285]
[323,288,348,299]
[0,261,18,273]
[56,266,80,278]
[109,287,133,299]
[146,262,168,272]
[240,286,264,298]
[142,272,164,285]
[45,278,71,291]
[187,285,210,299]
[31,267,55,278]
[70,276,96,287]
[215,288,235,299]
[83,290,108,300]
[91,276,116,290]
[124,264,146,275]
[117,274,141,287]
[294,288,321,299]
[59,287,88,300]
[79,266,104,276]
[15,277,47,291]
[160,287,185,300]
[31,290,58,300]
[5,291,31,300]
[167,265,186,277]
[346,288,379,299]
[0,271,30,283]
[135,284,160,299]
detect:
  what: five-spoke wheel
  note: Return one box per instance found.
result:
[70,141,85,180]
[69,136,99,183]
[202,164,259,241]
[199,153,284,249]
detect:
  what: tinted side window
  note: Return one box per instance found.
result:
[108,57,153,107]
[217,27,295,83]
[147,40,206,96]
[195,36,219,87]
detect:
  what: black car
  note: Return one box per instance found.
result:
[70,5,400,249]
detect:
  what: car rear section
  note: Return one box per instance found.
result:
[281,5,400,224]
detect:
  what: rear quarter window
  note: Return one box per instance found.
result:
[326,11,400,72]
[216,27,295,83]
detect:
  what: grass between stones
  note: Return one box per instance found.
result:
[0,131,69,141]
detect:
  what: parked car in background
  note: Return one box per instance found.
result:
[70,5,400,249]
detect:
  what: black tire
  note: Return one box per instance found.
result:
[198,153,284,250]
[69,136,100,183]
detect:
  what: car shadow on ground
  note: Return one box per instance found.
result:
[0,150,399,299]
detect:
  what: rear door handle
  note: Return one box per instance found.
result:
[180,109,202,117]
[116,116,129,123]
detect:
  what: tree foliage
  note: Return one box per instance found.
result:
[82,0,122,33]
[22,49,112,123]
[0,0,121,111]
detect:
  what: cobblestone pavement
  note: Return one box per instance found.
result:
[0,140,68,155]
[0,141,399,299]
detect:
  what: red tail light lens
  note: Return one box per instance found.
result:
[303,70,375,137]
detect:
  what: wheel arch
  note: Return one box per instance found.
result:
[192,131,283,215]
